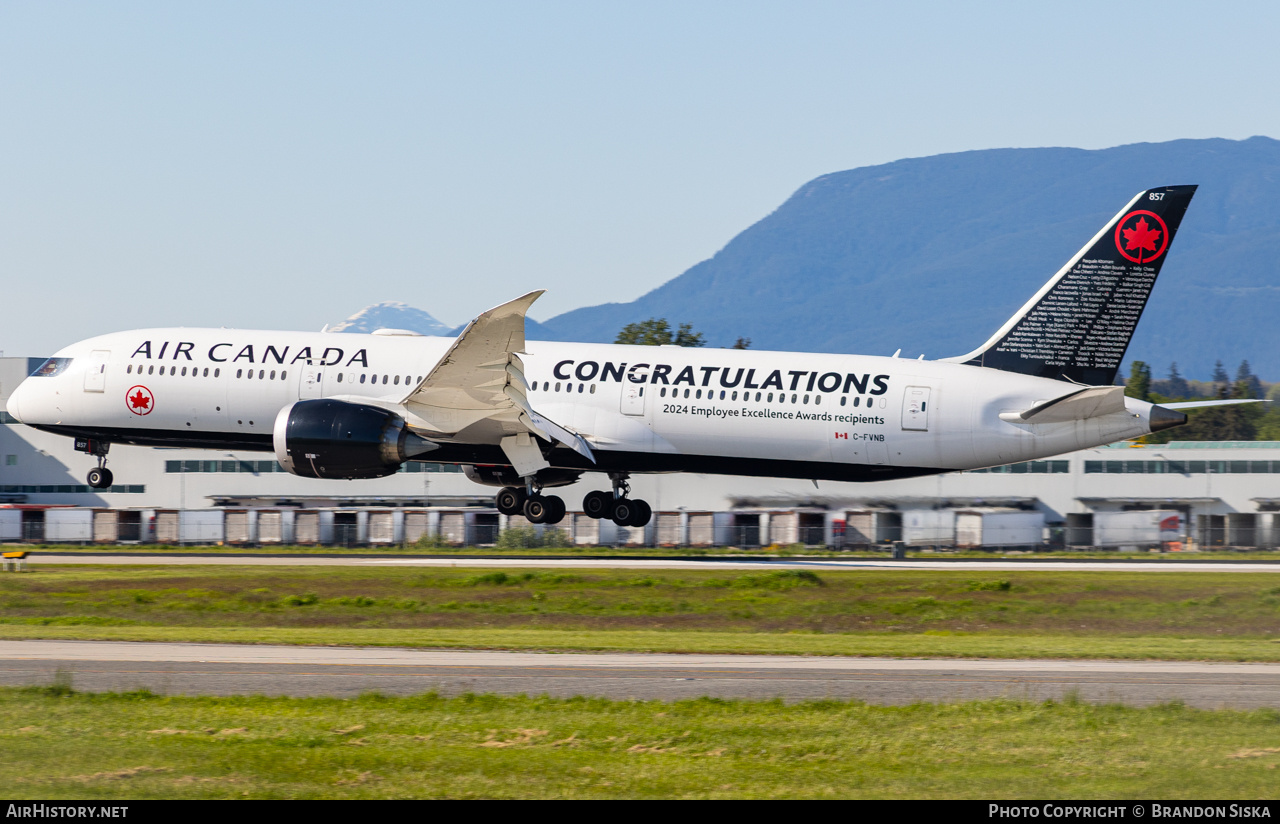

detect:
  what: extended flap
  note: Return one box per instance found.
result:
[999,385,1126,425]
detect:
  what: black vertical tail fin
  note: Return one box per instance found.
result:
[948,185,1196,385]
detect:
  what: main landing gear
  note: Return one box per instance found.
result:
[494,484,567,525]
[583,473,651,528]
[77,439,113,489]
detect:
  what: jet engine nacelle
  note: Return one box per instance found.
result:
[463,464,582,489]
[273,399,438,480]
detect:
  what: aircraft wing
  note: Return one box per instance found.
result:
[401,291,595,464]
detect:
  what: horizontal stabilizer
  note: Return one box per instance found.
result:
[1160,399,1269,410]
[998,385,1125,425]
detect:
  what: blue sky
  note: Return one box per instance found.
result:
[3,1,1279,356]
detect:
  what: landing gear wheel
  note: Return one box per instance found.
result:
[628,499,652,528]
[87,467,113,489]
[495,487,527,515]
[583,490,612,519]
[543,495,566,525]
[524,495,550,524]
[610,498,637,527]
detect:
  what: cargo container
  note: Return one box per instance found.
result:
[1092,510,1183,548]
[955,509,1044,548]
[92,509,118,543]
[180,510,225,544]
[367,510,397,544]
[46,509,93,543]
[0,509,23,540]
[256,510,285,544]
[903,509,956,546]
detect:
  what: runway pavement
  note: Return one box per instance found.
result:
[22,553,1280,572]
[4,640,1280,707]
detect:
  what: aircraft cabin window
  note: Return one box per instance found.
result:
[203,368,209,377]
[814,396,821,406]
[360,374,366,384]
[696,390,702,399]
[854,397,861,407]
[683,389,690,398]
[590,384,596,394]
[214,368,220,377]
[755,392,761,401]
[270,370,276,380]
[148,365,154,375]
[405,376,411,385]
[236,369,242,378]
[543,381,549,391]
[258,370,264,379]
[578,383,584,393]
[126,365,132,374]
[382,375,388,385]
[394,375,400,385]
[337,373,343,383]
[555,382,561,392]
[280,370,285,379]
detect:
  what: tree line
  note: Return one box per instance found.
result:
[1126,360,1279,442]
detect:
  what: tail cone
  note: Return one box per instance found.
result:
[1150,405,1187,433]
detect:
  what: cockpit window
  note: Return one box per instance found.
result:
[31,358,73,377]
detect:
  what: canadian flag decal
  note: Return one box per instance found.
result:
[835,432,849,440]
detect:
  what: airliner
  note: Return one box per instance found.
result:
[6,185,1244,526]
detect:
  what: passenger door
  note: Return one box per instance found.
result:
[902,386,931,431]
[83,350,110,393]
[620,383,646,416]
[299,365,324,399]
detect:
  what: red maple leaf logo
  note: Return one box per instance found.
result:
[1115,210,1170,264]
[126,386,153,415]
[1122,217,1162,261]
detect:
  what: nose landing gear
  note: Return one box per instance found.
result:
[583,473,652,527]
[76,438,114,489]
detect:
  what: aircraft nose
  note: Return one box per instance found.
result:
[6,384,22,423]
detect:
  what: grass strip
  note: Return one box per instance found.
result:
[3,624,1280,661]
[3,687,1280,799]
[18,543,1280,560]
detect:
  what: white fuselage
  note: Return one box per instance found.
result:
[6,327,1162,483]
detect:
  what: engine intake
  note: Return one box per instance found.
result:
[273,399,438,479]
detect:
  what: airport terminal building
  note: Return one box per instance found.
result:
[3,357,1279,549]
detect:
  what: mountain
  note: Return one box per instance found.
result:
[328,302,454,336]
[330,300,552,340]
[537,136,1280,379]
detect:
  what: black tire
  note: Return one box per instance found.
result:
[87,468,113,489]
[524,495,549,524]
[544,495,566,525]
[582,490,612,519]
[610,498,635,526]
[628,498,652,528]
[495,487,526,515]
